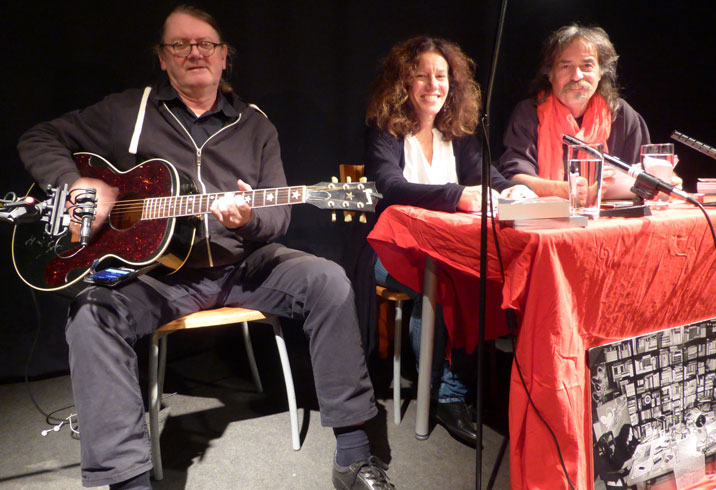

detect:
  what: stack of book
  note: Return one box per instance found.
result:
[696,178,716,204]
[498,197,588,229]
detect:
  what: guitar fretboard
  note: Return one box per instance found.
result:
[142,186,307,219]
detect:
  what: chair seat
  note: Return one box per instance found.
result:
[157,307,275,332]
[375,285,410,302]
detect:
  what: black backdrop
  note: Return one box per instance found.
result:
[1,1,714,379]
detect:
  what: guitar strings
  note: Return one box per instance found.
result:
[96,188,304,217]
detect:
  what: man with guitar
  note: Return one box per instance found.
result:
[17,6,393,490]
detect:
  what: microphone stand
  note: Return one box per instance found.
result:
[478,0,508,488]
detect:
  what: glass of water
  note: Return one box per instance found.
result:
[567,143,604,218]
[640,143,675,202]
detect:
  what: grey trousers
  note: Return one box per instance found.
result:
[66,243,377,487]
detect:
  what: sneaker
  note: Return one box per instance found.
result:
[332,455,395,489]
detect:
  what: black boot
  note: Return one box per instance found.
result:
[435,401,477,447]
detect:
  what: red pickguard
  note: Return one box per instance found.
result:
[12,153,191,292]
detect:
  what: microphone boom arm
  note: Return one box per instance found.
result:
[562,134,697,205]
[1,185,98,242]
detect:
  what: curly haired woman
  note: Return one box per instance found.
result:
[361,36,534,447]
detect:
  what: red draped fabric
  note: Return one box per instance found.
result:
[367,204,716,490]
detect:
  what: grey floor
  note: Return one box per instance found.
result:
[0,324,511,490]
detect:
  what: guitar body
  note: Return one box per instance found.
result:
[12,153,197,292]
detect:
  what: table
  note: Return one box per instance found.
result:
[367,204,716,490]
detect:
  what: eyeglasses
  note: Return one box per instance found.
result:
[160,40,225,57]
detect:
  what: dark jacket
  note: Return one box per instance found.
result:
[366,125,515,214]
[346,125,517,360]
[18,86,289,268]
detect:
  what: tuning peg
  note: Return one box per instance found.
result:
[331,176,338,183]
[346,176,352,183]
[359,213,366,223]
[344,213,352,223]
[359,176,367,183]
[331,211,336,222]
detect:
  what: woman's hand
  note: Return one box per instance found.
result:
[457,185,501,212]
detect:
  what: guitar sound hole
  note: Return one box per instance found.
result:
[109,193,142,231]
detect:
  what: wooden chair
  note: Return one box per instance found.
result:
[148,307,300,480]
[376,285,411,424]
[338,164,411,424]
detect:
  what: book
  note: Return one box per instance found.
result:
[501,215,588,230]
[697,178,716,195]
[694,193,716,204]
[497,196,570,221]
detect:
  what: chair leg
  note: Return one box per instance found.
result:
[271,319,301,450]
[393,299,403,425]
[242,322,264,393]
[149,333,165,481]
[158,335,168,400]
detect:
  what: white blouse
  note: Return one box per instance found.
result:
[403,128,458,185]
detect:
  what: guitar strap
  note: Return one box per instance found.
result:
[129,86,153,155]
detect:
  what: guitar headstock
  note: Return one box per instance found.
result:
[306,180,381,221]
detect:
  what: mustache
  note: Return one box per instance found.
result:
[563,80,592,91]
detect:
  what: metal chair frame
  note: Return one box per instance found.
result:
[147,307,300,480]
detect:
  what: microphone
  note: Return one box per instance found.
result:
[671,131,716,161]
[562,134,697,204]
[73,189,97,247]
[79,214,94,247]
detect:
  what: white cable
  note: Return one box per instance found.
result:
[41,413,79,436]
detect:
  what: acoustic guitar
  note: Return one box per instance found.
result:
[12,152,379,292]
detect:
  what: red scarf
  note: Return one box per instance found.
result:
[536,92,611,180]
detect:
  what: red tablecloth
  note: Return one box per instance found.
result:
[367,204,716,490]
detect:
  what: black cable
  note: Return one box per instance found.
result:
[24,288,75,427]
[692,200,716,251]
[482,119,577,490]
[509,331,577,490]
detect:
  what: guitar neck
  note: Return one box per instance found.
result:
[141,185,307,219]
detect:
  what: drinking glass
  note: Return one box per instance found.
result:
[640,143,675,202]
[567,143,604,218]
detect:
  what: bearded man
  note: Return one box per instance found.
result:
[497,24,651,196]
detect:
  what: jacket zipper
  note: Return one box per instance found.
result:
[163,102,242,267]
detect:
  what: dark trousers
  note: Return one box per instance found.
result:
[66,243,377,487]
